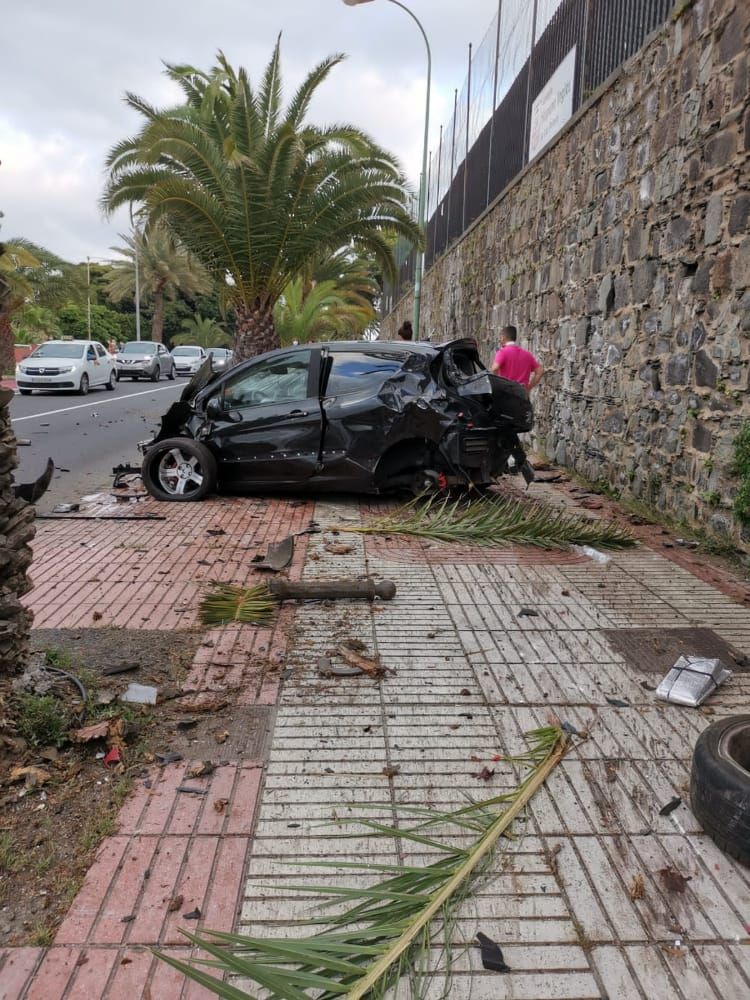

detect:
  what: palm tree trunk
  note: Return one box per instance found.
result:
[0,311,15,378]
[151,285,165,343]
[234,301,280,362]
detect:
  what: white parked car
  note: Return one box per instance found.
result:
[171,345,208,376]
[16,340,117,396]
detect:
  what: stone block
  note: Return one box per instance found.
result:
[716,8,746,66]
[728,194,750,236]
[691,322,707,350]
[606,223,624,266]
[665,353,691,385]
[711,250,732,291]
[598,274,615,317]
[703,193,723,245]
[666,215,692,252]
[633,259,657,302]
[611,150,629,186]
[731,237,750,288]
[692,423,713,452]
[691,258,713,294]
[704,130,737,170]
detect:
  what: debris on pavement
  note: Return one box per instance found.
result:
[605,697,630,708]
[518,607,539,617]
[252,534,295,571]
[183,907,201,920]
[71,720,111,743]
[176,785,208,795]
[324,542,353,555]
[629,874,646,900]
[52,503,80,514]
[336,645,387,678]
[476,932,511,973]
[9,765,52,787]
[155,751,184,765]
[471,766,495,781]
[571,544,611,564]
[102,747,122,768]
[318,656,363,678]
[659,796,682,816]
[658,866,691,893]
[14,457,54,504]
[121,683,159,705]
[656,655,731,707]
[382,764,400,778]
[167,894,184,912]
[213,798,229,813]
[101,661,140,676]
[187,760,215,778]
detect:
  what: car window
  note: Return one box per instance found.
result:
[86,346,96,360]
[325,351,403,396]
[95,344,106,357]
[172,347,202,357]
[221,351,311,409]
[31,343,86,359]
[121,342,157,355]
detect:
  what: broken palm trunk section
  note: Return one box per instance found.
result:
[0,388,36,675]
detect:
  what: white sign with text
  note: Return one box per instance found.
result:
[528,45,577,161]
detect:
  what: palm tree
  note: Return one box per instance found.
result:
[105,225,212,343]
[102,42,421,362]
[171,312,231,348]
[12,304,60,344]
[0,239,41,375]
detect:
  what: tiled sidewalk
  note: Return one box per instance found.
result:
[3,484,750,999]
[1,494,313,999]
[240,494,750,1000]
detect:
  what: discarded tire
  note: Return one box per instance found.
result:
[141,437,217,502]
[690,714,750,867]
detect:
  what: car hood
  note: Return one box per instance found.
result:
[22,357,84,367]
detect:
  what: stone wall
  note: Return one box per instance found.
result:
[0,389,35,674]
[384,0,750,548]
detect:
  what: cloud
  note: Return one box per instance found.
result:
[2,0,497,260]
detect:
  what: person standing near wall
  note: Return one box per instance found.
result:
[396,321,413,341]
[491,325,543,393]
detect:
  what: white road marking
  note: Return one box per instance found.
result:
[11,385,183,423]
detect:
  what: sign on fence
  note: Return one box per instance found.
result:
[528,45,576,161]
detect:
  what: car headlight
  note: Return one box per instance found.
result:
[59,366,75,373]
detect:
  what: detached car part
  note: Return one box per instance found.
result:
[139,339,535,501]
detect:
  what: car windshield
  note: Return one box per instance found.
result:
[30,343,85,359]
[121,342,157,355]
[173,347,202,356]
[208,349,228,358]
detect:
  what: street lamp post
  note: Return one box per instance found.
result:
[343,0,431,338]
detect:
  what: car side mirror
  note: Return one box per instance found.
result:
[205,397,223,420]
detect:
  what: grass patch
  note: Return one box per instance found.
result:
[15,693,69,748]
[0,833,20,874]
[732,421,750,524]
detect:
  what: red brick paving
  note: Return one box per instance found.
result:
[0,494,311,998]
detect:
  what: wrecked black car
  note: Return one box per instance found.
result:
[138,339,534,501]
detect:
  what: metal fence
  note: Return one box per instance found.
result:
[383,0,673,313]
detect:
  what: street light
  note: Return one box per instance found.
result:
[343,0,431,339]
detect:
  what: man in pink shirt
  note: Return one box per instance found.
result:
[490,325,543,392]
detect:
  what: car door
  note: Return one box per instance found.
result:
[85,343,101,384]
[207,348,323,485]
[94,343,110,383]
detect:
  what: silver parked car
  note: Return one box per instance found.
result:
[171,345,208,376]
[206,348,234,373]
[116,341,176,381]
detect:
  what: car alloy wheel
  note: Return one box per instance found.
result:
[141,437,217,502]
[79,374,89,395]
[106,371,116,391]
[151,366,161,382]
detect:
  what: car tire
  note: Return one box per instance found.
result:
[141,437,217,502]
[78,374,90,396]
[690,714,750,867]
[106,371,116,391]
[19,388,32,396]
[168,365,176,381]
[151,366,160,382]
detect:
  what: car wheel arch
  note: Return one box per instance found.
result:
[373,437,438,486]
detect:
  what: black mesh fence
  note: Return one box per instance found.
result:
[390,0,673,301]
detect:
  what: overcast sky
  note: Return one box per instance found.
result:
[1,0,499,263]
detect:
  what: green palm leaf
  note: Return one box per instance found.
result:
[154,726,568,998]
[339,493,635,550]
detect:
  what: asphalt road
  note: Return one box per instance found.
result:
[9,379,186,511]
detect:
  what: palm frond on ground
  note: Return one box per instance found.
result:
[105,224,212,342]
[342,493,635,550]
[155,726,568,998]
[199,583,275,626]
[102,43,421,361]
